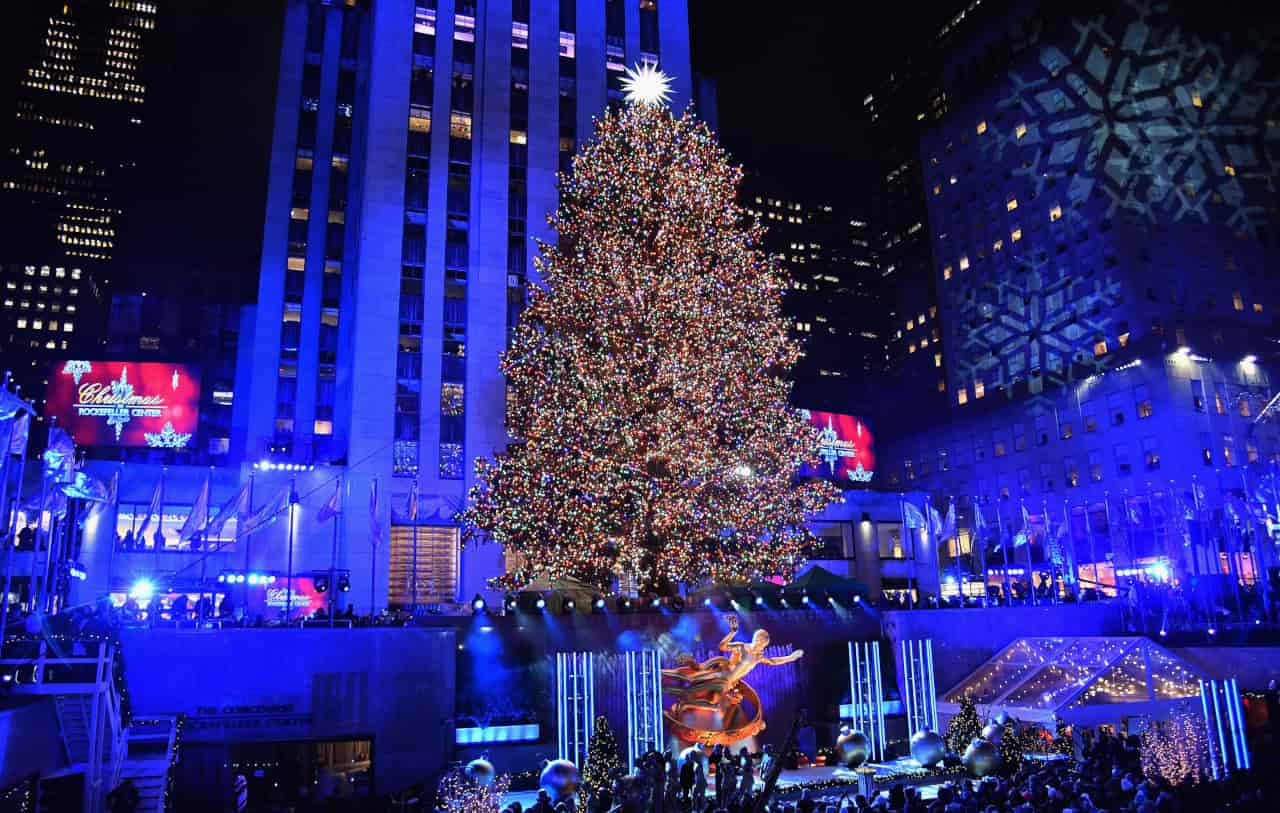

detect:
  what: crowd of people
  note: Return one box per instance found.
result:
[494,726,1272,813]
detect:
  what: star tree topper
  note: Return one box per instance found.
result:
[620,62,673,107]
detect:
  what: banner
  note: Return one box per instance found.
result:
[798,410,875,484]
[46,361,201,448]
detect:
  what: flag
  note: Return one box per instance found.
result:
[926,503,944,538]
[136,476,163,538]
[42,427,75,480]
[408,479,420,522]
[59,471,109,502]
[179,476,210,542]
[317,479,342,522]
[903,500,926,529]
[973,501,988,533]
[8,413,29,456]
[1020,503,1032,531]
[369,478,383,547]
[240,487,289,537]
[92,471,118,519]
[1127,501,1143,527]
[207,481,251,539]
[940,502,957,541]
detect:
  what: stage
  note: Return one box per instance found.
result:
[501,763,950,808]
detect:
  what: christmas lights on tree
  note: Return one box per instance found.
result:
[436,768,511,813]
[944,696,982,754]
[1141,708,1209,786]
[463,84,838,592]
[1053,716,1074,757]
[582,716,622,800]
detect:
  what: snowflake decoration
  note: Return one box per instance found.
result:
[62,360,92,385]
[144,421,192,449]
[106,367,134,441]
[620,62,673,107]
[172,369,180,390]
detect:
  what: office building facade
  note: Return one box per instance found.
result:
[240,0,694,606]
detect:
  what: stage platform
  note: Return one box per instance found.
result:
[502,764,948,808]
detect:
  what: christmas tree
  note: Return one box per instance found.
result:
[463,66,838,591]
[1140,709,1209,786]
[1053,717,1074,757]
[582,716,622,798]
[944,696,982,754]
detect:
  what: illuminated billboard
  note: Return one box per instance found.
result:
[47,361,201,449]
[799,410,875,485]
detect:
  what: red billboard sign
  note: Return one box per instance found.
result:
[799,410,875,486]
[47,361,201,449]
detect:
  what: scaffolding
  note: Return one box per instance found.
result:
[901,638,939,734]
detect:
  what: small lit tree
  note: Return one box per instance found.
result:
[436,768,510,813]
[582,715,622,799]
[1141,710,1209,786]
[1053,717,1074,758]
[945,696,983,754]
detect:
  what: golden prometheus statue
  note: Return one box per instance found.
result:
[662,614,804,746]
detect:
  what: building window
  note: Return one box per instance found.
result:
[1190,379,1206,412]
[1201,433,1213,466]
[1233,291,1244,311]
[993,437,1006,457]
[1143,437,1160,470]
[942,265,953,280]
[934,353,942,368]
[1108,394,1126,426]
[1006,198,1018,212]
[976,121,987,135]
[1239,396,1251,418]
[957,387,969,405]
[1136,386,1153,418]
[1015,122,1027,139]
[1081,402,1097,433]
[1013,423,1027,452]
[1215,383,1227,415]
[1089,452,1104,482]
[958,255,970,271]
[1247,440,1259,464]
[1065,458,1079,488]
[388,525,459,607]
[1049,204,1063,222]
[1011,227,1022,242]
[1061,420,1073,440]
[1223,435,1235,467]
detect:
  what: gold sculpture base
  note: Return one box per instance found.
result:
[664,682,766,747]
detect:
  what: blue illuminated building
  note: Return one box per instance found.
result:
[875,0,1280,596]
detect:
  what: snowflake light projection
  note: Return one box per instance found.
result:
[144,421,192,449]
[106,367,134,440]
[985,0,1279,234]
[62,360,91,385]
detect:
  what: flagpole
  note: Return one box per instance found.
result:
[1063,498,1076,601]
[370,477,379,619]
[950,497,963,604]
[1042,498,1055,604]
[329,476,341,628]
[898,493,913,609]
[1244,469,1273,624]
[1021,499,1036,607]
[244,470,255,617]
[974,496,987,606]
[1,420,27,635]
[285,478,297,625]
[995,502,1010,606]
[29,424,52,615]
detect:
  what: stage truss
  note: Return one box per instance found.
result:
[846,640,887,760]
[901,639,939,734]
[555,651,595,767]
[624,649,664,770]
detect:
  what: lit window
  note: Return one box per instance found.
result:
[976,120,987,134]
[1232,292,1244,311]
[70,269,80,279]
[907,319,915,330]
[1049,204,1062,222]
[992,239,1003,252]
[934,353,942,368]
[949,175,957,185]
[328,210,345,224]
[1224,164,1235,176]
[16,319,26,328]
[1006,198,1018,211]
[937,379,946,392]
[1011,228,1022,242]
[1192,91,1203,108]
[957,387,969,405]
[63,322,73,332]
[32,320,42,329]
[958,255,970,271]
[290,207,309,220]
[287,257,305,271]
[1093,339,1107,356]
[314,420,333,436]
[1253,303,1263,313]
[933,184,941,195]
[974,379,985,399]
[943,265,953,280]
[908,343,916,354]
[1015,122,1027,139]
[54,268,65,278]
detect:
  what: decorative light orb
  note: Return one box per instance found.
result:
[620,62,673,107]
[539,759,579,801]
[909,729,945,768]
[835,727,870,769]
[963,738,998,777]
[980,722,1003,745]
[465,758,496,787]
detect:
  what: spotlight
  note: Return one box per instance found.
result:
[670,596,684,612]
[315,575,330,593]
[621,597,633,610]
[217,574,226,583]
[1208,627,1217,636]
[563,598,576,613]
[593,596,606,611]
[505,595,518,612]
[826,594,836,605]
[703,597,713,607]
[1159,629,1167,637]
[129,578,155,601]
[535,597,547,610]
[780,597,789,608]
[267,575,277,584]
[852,594,862,604]
[801,593,812,605]
[649,597,662,610]
[471,595,487,613]
[1243,354,1258,365]
[752,592,764,607]
[337,574,350,592]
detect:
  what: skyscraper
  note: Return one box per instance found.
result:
[240,0,693,603]
[0,0,157,405]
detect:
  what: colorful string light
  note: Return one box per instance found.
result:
[462,102,838,592]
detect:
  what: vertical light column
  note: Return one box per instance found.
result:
[556,651,595,766]
[846,640,886,760]
[624,649,665,770]
[1199,678,1251,777]
[900,638,938,734]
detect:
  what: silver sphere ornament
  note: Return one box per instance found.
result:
[679,746,707,769]
[980,722,1003,745]
[465,758,496,787]
[835,728,871,769]
[540,759,580,801]
[909,729,945,768]
[963,738,998,777]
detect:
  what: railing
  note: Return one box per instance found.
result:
[0,637,126,813]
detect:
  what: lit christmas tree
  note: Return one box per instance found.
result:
[1140,709,1209,786]
[582,716,622,799]
[944,696,982,754]
[1053,717,1074,757]
[463,66,838,591]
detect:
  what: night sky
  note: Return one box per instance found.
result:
[111,1,957,298]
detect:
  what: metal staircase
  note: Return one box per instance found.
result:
[2,638,180,813]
